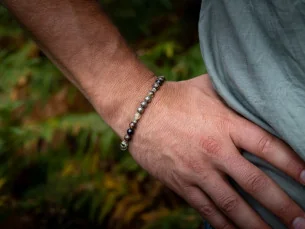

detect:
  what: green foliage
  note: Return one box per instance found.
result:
[0,1,206,228]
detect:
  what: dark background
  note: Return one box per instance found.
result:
[0,0,206,228]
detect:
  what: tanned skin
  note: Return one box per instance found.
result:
[3,1,305,228]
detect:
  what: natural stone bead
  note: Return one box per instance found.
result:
[134,112,141,121]
[145,96,152,103]
[141,101,148,108]
[137,107,144,114]
[152,87,158,92]
[156,79,163,85]
[151,88,157,93]
[158,76,165,81]
[129,121,137,129]
[124,134,131,141]
[127,128,134,135]
[120,140,128,151]
[153,83,160,89]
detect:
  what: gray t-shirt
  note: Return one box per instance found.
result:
[199,0,305,228]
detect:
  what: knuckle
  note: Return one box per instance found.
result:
[277,201,294,219]
[183,185,195,197]
[169,170,185,189]
[246,173,269,193]
[182,157,205,174]
[197,171,210,184]
[217,118,231,132]
[199,136,223,157]
[258,134,275,155]
[198,204,216,217]
[182,186,200,203]
[285,159,303,176]
[219,195,239,213]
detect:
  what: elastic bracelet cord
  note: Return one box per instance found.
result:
[120,76,166,151]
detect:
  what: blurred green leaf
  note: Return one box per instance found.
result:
[0,1,204,228]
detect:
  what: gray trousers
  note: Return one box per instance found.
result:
[199,0,305,228]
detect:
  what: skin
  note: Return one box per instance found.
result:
[2,0,305,228]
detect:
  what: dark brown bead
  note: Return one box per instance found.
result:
[124,134,131,141]
[141,101,148,108]
[129,121,137,129]
[127,128,134,135]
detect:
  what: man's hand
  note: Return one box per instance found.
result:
[125,74,305,229]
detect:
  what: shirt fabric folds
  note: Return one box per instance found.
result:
[199,1,305,228]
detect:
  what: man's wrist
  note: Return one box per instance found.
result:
[3,0,158,136]
[85,58,156,136]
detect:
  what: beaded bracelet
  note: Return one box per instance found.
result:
[120,76,165,151]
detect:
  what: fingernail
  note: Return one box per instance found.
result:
[293,217,305,229]
[300,170,305,185]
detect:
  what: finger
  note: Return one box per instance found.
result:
[196,171,271,229]
[230,117,305,185]
[224,151,305,227]
[183,186,236,229]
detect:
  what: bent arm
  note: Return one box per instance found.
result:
[2,0,155,135]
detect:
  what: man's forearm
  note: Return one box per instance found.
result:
[3,0,155,134]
